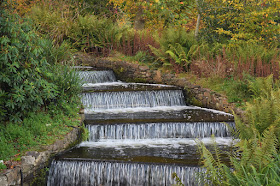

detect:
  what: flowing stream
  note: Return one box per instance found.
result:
[47,69,235,186]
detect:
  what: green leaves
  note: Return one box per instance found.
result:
[199,78,280,185]
[0,10,80,122]
[199,0,280,46]
[0,35,10,45]
[149,27,196,71]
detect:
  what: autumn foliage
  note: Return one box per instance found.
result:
[199,0,280,46]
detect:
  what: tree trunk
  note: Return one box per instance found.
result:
[195,0,201,38]
[195,13,201,38]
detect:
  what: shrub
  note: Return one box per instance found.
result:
[0,9,80,122]
[69,15,128,55]
[29,5,73,44]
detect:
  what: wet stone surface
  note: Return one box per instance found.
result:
[47,68,237,186]
[55,144,233,166]
[82,82,179,92]
[84,107,234,124]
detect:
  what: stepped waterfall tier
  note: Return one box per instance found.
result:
[48,160,202,186]
[86,122,235,141]
[82,90,186,110]
[47,69,235,186]
[78,70,117,84]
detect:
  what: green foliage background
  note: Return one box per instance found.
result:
[0,9,80,122]
[0,2,81,162]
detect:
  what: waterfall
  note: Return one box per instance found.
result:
[78,71,116,84]
[86,122,235,141]
[82,90,186,110]
[47,160,203,186]
[47,69,235,186]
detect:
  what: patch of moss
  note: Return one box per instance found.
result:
[190,97,203,107]
[125,78,148,83]
[31,167,49,186]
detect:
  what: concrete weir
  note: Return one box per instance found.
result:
[46,67,235,186]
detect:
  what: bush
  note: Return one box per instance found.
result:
[69,14,128,55]
[0,9,80,122]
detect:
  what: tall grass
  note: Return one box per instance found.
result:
[190,41,280,79]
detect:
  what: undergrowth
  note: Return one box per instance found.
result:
[198,76,280,185]
[0,2,82,170]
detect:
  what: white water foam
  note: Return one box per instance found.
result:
[82,82,176,88]
[48,160,202,186]
[84,105,233,116]
[79,137,237,148]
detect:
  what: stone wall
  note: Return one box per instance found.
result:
[75,53,244,116]
[0,125,83,186]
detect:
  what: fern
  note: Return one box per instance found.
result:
[199,82,280,185]
[148,27,196,71]
[199,127,279,185]
[197,137,227,185]
[248,75,275,99]
[166,43,190,68]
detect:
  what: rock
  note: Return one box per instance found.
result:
[139,65,149,71]
[0,175,8,186]
[21,156,35,165]
[76,53,239,115]
[26,151,40,159]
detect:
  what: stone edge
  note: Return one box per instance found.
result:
[75,53,244,117]
[0,118,84,186]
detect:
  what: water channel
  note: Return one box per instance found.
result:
[47,68,235,186]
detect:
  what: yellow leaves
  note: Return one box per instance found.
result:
[215,28,232,36]
[269,20,277,25]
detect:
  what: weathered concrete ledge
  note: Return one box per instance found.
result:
[75,53,244,117]
[0,122,83,186]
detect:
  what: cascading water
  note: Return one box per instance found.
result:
[86,122,235,141]
[47,69,235,186]
[48,160,202,186]
[82,90,186,110]
[79,70,117,84]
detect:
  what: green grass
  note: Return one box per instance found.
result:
[0,102,81,165]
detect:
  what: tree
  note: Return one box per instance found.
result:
[109,0,196,29]
[198,0,280,45]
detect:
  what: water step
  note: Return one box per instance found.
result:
[82,82,179,92]
[47,159,203,186]
[78,70,117,84]
[86,122,235,141]
[82,90,186,110]
[84,106,234,123]
[57,138,234,165]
